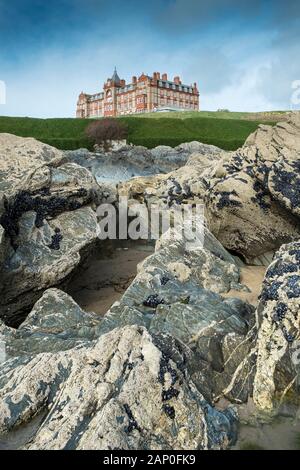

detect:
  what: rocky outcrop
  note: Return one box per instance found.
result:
[0,288,102,357]
[205,114,300,263]
[0,134,102,325]
[66,141,222,187]
[0,133,63,200]
[253,241,300,413]
[222,240,300,413]
[97,228,255,402]
[0,325,237,450]
[1,123,300,449]
[118,146,223,206]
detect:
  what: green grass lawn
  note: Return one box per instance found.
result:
[0,111,283,151]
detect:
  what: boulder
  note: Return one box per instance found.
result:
[0,325,237,450]
[253,241,300,413]
[0,133,63,201]
[205,114,300,263]
[66,141,223,187]
[0,134,101,325]
[98,228,255,401]
[222,240,300,414]
[0,288,102,357]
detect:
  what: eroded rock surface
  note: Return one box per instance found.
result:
[0,288,102,357]
[222,241,300,414]
[66,141,222,186]
[0,325,237,450]
[0,134,102,325]
[97,228,255,401]
[205,114,300,262]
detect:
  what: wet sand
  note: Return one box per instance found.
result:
[66,240,155,316]
[223,265,266,306]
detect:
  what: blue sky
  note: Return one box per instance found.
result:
[0,0,299,117]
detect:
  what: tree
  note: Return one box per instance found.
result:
[85,118,128,152]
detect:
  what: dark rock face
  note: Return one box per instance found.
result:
[205,114,300,263]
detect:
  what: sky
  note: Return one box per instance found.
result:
[0,0,300,117]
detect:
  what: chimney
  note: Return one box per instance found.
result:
[174,76,181,85]
[132,76,137,84]
[153,72,157,80]
[157,72,161,79]
[162,73,168,81]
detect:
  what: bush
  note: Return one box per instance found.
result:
[85,118,128,151]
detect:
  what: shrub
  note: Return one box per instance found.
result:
[85,118,128,151]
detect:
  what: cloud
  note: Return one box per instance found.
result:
[1,0,300,116]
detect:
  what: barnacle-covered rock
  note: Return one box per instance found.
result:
[205,113,300,263]
[223,241,300,413]
[0,206,98,326]
[0,325,237,450]
[97,228,255,402]
[0,134,105,325]
[253,241,300,413]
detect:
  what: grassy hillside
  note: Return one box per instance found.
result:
[0,111,282,151]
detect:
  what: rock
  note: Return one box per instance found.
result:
[0,206,98,326]
[97,228,255,402]
[0,133,63,201]
[0,288,102,357]
[205,113,300,263]
[0,134,102,325]
[253,241,300,413]
[0,325,237,450]
[66,141,223,187]
[118,150,222,209]
[222,240,300,413]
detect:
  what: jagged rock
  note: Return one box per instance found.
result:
[205,113,300,263]
[253,241,300,413]
[66,141,223,188]
[0,134,104,325]
[0,133,63,202]
[118,150,222,208]
[0,325,237,450]
[0,207,98,325]
[97,228,255,401]
[222,241,300,413]
[0,289,102,357]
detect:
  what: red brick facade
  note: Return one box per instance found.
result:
[76,69,199,118]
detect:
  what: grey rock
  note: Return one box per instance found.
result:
[223,240,300,413]
[0,288,102,357]
[0,325,237,450]
[0,135,103,325]
[205,113,300,262]
[0,206,98,325]
[98,228,255,401]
